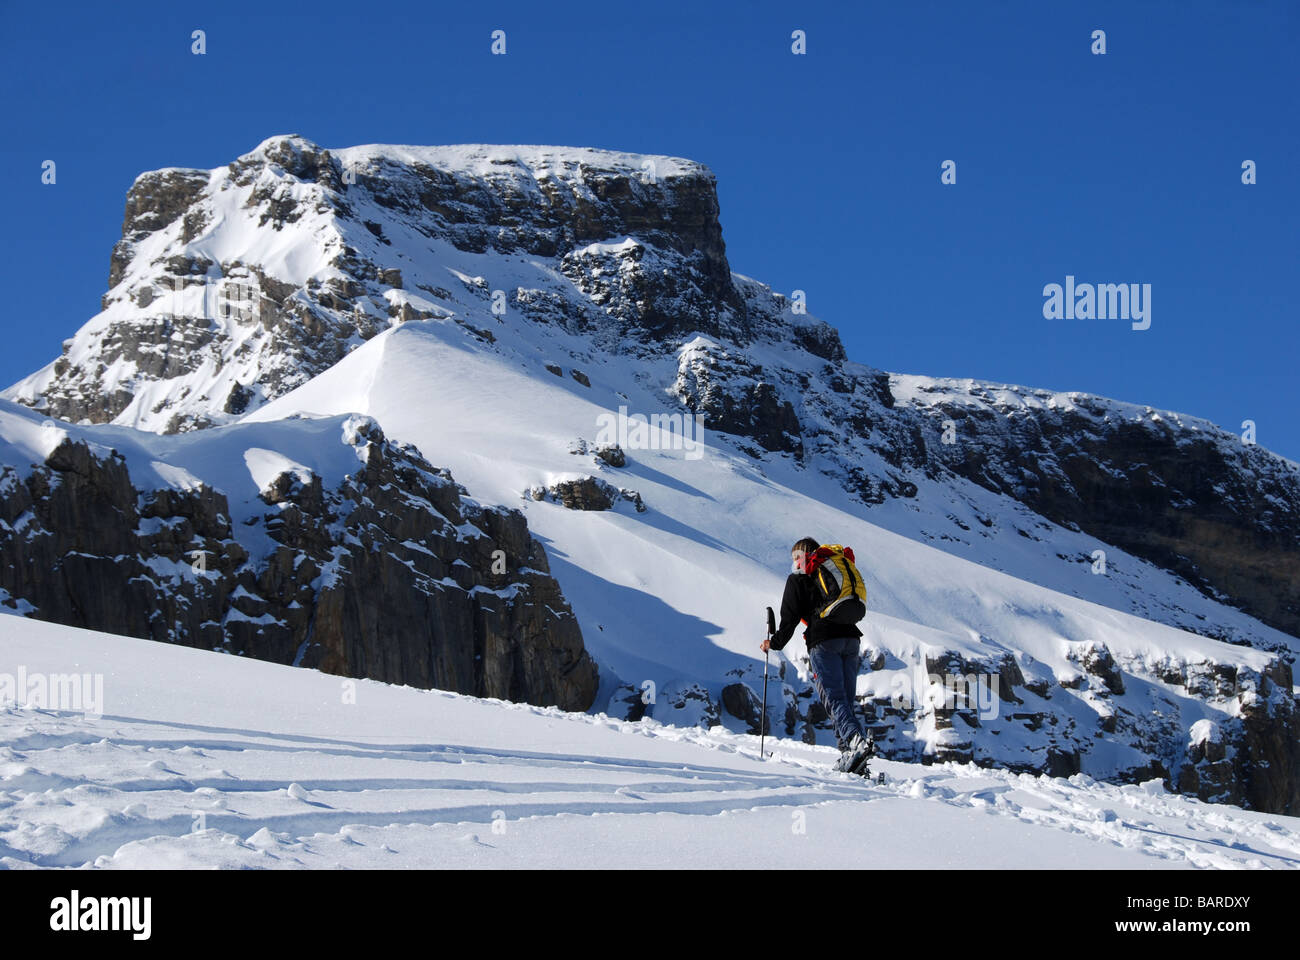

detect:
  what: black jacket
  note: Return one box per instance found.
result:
[771,572,862,652]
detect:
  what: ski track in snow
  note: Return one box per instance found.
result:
[3,619,1298,871]
[4,700,1299,870]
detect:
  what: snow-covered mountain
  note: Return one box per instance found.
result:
[2,135,1297,814]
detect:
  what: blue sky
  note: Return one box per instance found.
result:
[2,0,1296,458]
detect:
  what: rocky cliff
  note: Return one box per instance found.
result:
[0,405,597,710]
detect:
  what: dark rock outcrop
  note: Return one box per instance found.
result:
[656,681,721,728]
[905,390,1300,641]
[721,681,768,735]
[536,476,645,513]
[672,341,802,455]
[0,419,598,711]
[839,645,1300,814]
[592,444,625,467]
[110,168,212,289]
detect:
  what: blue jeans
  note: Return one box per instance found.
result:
[808,635,865,749]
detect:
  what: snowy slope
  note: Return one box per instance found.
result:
[1,398,377,537]
[242,320,1295,789]
[3,615,1297,869]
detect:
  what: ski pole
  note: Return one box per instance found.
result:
[761,606,775,758]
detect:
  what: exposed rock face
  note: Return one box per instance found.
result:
[1166,658,1300,813]
[657,680,721,728]
[830,645,1299,814]
[672,338,803,456]
[0,417,598,711]
[536,476,645,513]
[604,682,649,722]
[894,385,1300,642]
[362,152,735,310]
[721,681,767,735]
[592,444,625,467]
[11,135,750,436]
[109,169,212,289]
[545,476,615,511]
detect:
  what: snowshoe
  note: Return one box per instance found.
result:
[833,748,859,773]
[837,733,874,776]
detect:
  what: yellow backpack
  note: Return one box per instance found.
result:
[806,544,867,624]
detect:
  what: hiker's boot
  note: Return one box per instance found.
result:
[846,733,875,776]
[833,747,858,772]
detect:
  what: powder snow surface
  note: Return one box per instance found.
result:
[2,616,1297,869]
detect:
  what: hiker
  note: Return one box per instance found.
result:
[761,536,874,774]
